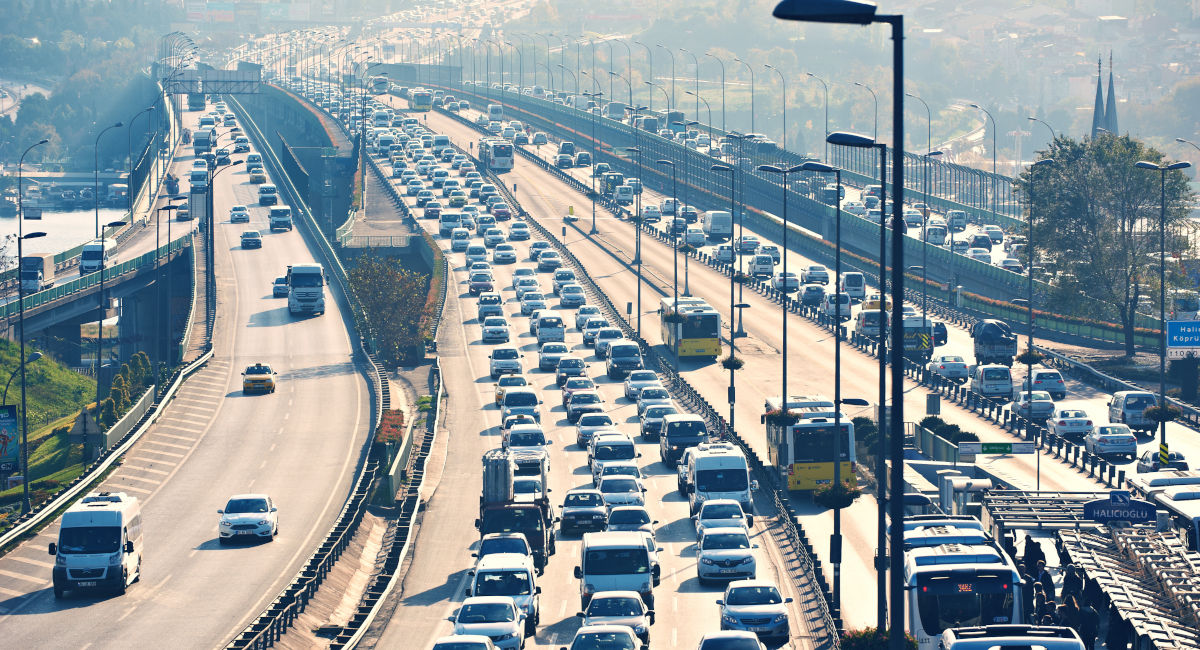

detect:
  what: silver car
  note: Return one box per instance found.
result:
[623,370,662,400]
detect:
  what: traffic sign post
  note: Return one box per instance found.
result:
[1166,322,1200,359]
[958,441,1035,461]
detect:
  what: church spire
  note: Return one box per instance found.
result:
[1090,55,1105,138]
[1104,51,1119,135]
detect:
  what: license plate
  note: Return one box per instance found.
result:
[752,627,773,633]
[720,568,739,574]
[237,530,257,536]
[77,581,97,587]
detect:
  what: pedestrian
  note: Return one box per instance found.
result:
[1056,594,1082,635]
[1024,534,1045,570]
[1003,534,1018,561]
[1061,564,1083,600]
[1106,606,1129,650]
[1079,599,1100,650]
[1056,535,1071,565]
[1036,594,1057,623]
[1037,560,1056,602]
[1021,571,1035,622]
[1083,574,1103,609]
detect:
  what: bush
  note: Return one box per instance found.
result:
[919,416,946,432]
[720,355,744,370]
[853,416,878,449]
[814,479,861,509]
[949,430,979,444]
[842,627,918,650]
[1015,348,1044,366]
[763,409,799,427]
[1145,404,1180,423]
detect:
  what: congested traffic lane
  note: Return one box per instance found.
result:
[0,97,371,647]
[394,102,1117,630]
[367,129,807,649]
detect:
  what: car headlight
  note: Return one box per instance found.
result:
[494,632,517,641]
[701,557,716,565]
[741,557,755,565]
[772,613,788,624]
[108,551,123,566]
[257,519,271,526]
[721,613,738,625]
[632,623,647,634]
[220,519,232,527]
[55,554,66,566]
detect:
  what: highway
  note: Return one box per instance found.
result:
[370,95,1119,630]
[362,128,810,649]
[0,98,372,647]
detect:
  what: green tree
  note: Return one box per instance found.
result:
[1015,133,1195,356]
[348,251,431,364]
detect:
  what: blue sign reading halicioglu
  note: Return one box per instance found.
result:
[1083,492,1156,524]
[1167,321,1200,347]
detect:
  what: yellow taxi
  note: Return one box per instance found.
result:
[242,363,277,394]
[248,166,267,184]
[493,374,529,405]
[863,293,892,312]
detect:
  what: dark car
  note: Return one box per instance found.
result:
[555,357,587,386]
[560,488,608,535]
[215,148,231,166]
[933,321,948,346]
[800,284,825,307]
[566,391,605,423]
[605,342,644,380]
[468,272,494,296]
[969,233,993,251]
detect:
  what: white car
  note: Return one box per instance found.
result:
[771,271,799,292]
[597,476,646,507]
[229,205,250,223]
[696,527,758,584]
[489,347,524,379]
[603,504,655,534]
[450,596,525,650]
[431,635,496,650]
[492,243,518,264]
[514,277,540,299]
[927,354,969,381]
[661,198,679,215]
[481,316,511,343]
[623,370,662,400]
[1047,408,1093,441]
[1084,424,1137,459]
[801,264,829,284]
[636,387,674,415]
[575,305,602,330]
[559,284,587,307]
[563,625,643,650]
[641,204,662,221]
[579,591,653,646]
[717,580,792,641]
[694,499,751,536]
[966,247,991,263]
[521,292,548,315]
[217,493,278,543]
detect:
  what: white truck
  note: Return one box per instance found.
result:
[702,210,732,239]
[268,205,293,231]
[286,263,325,315]
[20,253,56,293]
[686,441,756,519]
[80,238,117,274]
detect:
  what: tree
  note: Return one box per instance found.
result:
[1015,133,1195,356]
[348,251,431,364]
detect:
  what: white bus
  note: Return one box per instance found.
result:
[479,137,515,172]
[902,516,1022,648]
[80,238,117,273]
[49,491,144,598]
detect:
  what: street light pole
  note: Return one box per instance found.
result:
[855,81,878,143]
[1136,158,1193,472]
[685,91,714,143]
[705,52,727,134]
[657,158,680,363]
[712,161,738,432]
[807,72,830,160]
[681,49,699,126]
[969,103,998,222]
[16,138,48,513]
[764,64,787,151]
[632,41,653,113]
[655,44,676,110]
[734,57,754,136]
[1027,158,1053,489]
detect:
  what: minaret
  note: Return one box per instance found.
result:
[1090,55,1105,138]
[1104,51,1119,135]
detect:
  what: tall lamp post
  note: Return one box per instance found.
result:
[734,57,755,136]
[1026,157,1054,489]
[712,162,740,432]
[806,72,830,160]
[969,103,998,222]
[632,40,653,112]
[655,44,676,110]
[1028,116,1056,144]
[685,91,714,143]
[773,3,908,644]
[763,64,787,151]
[918,149,943,319]
[854,81,878,142]
[680,49,700,125]
[657,158,680,363]
[126,106,156,218]
[15,137,48,513]
[1135,158,1193,473]
[94,122,124,240]
[705,52,727,134]
[581,83,603,234]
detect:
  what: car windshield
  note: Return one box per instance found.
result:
[583,548,650,575]
[594,443,635,461]
[940,356,964,363]
[474,569,531,596]
[470,274,491,283]
[484,318,507,327]
[704,532,751,549]
[1096,426,1131,436]
[982,369,1009,381]
[696,469,749,492]
[570,632,637,650]
[608,509,650,526]
[509,431,545,446]
[525,293,545,302]
[641,388,669,400]
[542,344,567,354]
[601,478,639,493]
[564,379,593,390]
[646,406,679,420]
[726,586,783,606]
[513,479,542,494]
[559,359,584,369]
[702,504,744,520]
[457,602,515,623]
[588,596,644,617]
[479,537,528,556]
[579,415,612,427]
[246,365,272,375]
[540,317,563,328]
[611,345,640,358]
[225,497,270,513]
[565,492,604,507]
[629,371,657,382]
[586,320,609,330]
[498,376,526,387]
[505,392,537,406]
[57,526,121,554]
[1125,395,1156,409]
[572,393,601,405]
[493,349,518,360]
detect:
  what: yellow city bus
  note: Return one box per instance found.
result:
[410,88,433,111]
[659,297,721,358]
[762,396,857,491]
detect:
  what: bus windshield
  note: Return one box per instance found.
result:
[683,314,719,338]
[914,572,1015,636]
[790,424,851,463]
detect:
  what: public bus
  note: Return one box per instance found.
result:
[658,297,721,358]
[370,76,390,94]
[410,88,434,111]
[761,395,856,491]
[905,540,1022,647]
[478,137,515,172]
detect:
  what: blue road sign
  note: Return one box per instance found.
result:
[1084,492,1155,524]
[1167,321,1200,348]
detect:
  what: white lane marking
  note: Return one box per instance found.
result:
[145,439,192,451]
[9,556,53,570]
[0,569,46,585]
[114,474,162,485]
[117,606,137,622]
[158,424,205,435]
[135,448,186,459]
[123,462,174,475]
[0,585,24,598]
[116,484,153,494]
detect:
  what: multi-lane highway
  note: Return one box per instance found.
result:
[0,99,372,646]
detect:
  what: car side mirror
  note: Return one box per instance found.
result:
[648,611,656,625]
[716,599,724,606]
[217,509,224,514]
[48,542,57,556]
[535,586,542,594]
[686,485,695,494]
[125,540,135,554]
[470,552,478,558]
[752,544,760,549]
[652,520,660,525]
[474,518,481,529]
[656,547,664,553]
[574,566,583,579]
[751,480,760,491]
[785,597,794,603]
[271,507,278,512]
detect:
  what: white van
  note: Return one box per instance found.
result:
[450,227,471,251]
[575,531,657,608]
[702,210,732,239]
[439,211,462,237]
[268,205,293,231]
[614,184,635,206]
[466,553,540,634]
[839,272,866,300]
[488,104,504,121]
[80,238,117,273]
[822,292,851,321]
[968,364,1013,400]
[535,310,566,344]
[749,254,774,277]
[946,210,968,232]
[925,224,947,246]
[686,441,756,517]
[854,309,883,338]
[49,491,143,597]
[1108,390,1158,433]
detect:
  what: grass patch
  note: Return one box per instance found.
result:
[0,411,89,504]
[417,395,433,412]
